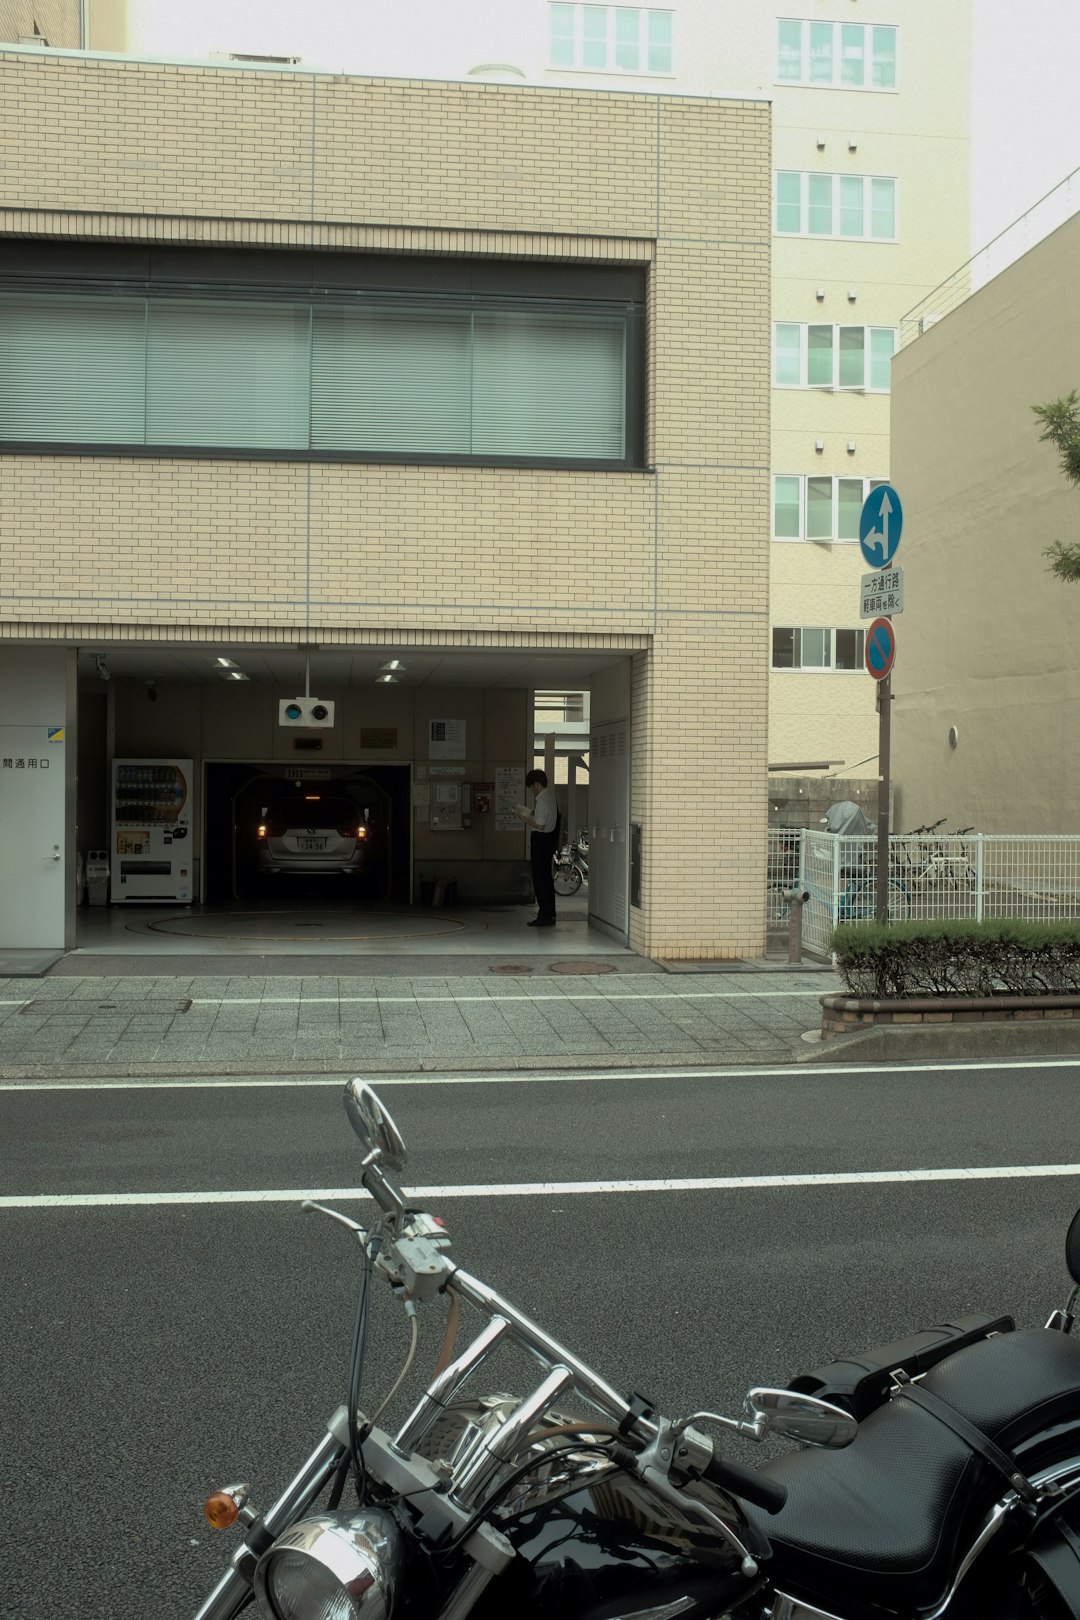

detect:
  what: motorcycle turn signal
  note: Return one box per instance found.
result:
[203,1483,253,1530]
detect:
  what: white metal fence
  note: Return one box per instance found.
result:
[767,829,1080,959]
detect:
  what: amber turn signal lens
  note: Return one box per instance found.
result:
[203,1491,240,1529]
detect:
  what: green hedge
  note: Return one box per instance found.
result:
[828,918,1080,999]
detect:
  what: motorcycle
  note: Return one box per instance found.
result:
[194,1080,1080,1620]
[552,830,589,897]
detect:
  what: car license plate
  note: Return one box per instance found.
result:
[296,837,327,851]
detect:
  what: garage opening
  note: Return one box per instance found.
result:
[204,762,411,906]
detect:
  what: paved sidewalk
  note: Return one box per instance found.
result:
[0,967,838,1078]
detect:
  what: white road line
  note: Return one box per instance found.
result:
[5,1162,1080,1209]
[0,988,824,1008]
[3,1056,1080,1092]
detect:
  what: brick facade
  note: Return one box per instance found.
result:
[0,51,771,958]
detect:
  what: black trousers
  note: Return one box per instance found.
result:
[529,819,560,922]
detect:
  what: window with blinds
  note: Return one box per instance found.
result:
[1,289,633,465]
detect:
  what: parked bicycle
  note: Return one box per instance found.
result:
[836,864,911,924]
[900,819,978,890]
[552,830,589,896]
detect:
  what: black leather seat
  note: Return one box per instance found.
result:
[743,1328,1080,1615]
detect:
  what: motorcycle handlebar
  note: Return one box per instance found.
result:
[699,1449,788,1516]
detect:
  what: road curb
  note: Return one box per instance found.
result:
[799,1020,1080,1064]
[0,1047,813,1081]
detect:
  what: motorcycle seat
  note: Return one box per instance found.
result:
[744,1327,1080,1615]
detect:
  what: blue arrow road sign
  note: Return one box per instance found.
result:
[859,484,903,569]
[865,616,896,681]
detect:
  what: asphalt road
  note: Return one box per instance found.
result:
[5,1059,1080,1619]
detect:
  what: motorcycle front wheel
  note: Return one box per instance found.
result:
[553,860,583,897]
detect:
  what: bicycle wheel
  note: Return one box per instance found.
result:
[552,859,582,897]
[887,877,911,920]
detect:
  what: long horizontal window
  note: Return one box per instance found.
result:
[0,291,631,463]
[549,3,673,73]
[776,20,898,90]
[772,627,865,670]
[774,324,895,391]
[775,172,896,240]
[774,475,886,542]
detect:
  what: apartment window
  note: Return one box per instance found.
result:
[549,4,673,73]
[776,20,897,90]
[0,291,634,465]
[775,172,896,240]
[772,627,866,670]
[773,475,887,541]
[773,324,896,390]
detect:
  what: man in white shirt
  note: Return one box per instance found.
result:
[517,768,561,927]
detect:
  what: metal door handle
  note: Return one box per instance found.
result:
[52,845,61,861]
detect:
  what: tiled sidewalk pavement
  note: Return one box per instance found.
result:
[0,972,838,1077]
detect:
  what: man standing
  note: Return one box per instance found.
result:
[517,768,561,927]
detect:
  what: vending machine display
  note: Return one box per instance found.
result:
[110,759,193,903]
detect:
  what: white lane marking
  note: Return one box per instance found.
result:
[1,988,824,1009]
[3,1056,1080,1092]
[5,1163,1080,1209]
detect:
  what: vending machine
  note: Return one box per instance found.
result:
[109,759,194,903]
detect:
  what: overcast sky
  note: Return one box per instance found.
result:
[125,0,1080,254]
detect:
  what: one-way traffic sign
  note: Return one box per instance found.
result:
[860,566,904,619]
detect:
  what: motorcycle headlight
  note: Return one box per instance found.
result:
[253,1511,400,1620]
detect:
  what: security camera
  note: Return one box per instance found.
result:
[94,655,112,682]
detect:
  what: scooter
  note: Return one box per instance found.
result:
[194,1080,1080,1620]
[552,830,589,896]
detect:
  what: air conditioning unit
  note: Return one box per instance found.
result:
[278,697,335,728]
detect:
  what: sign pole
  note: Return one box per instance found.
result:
[875,664,891,923]
[859,484,903,924]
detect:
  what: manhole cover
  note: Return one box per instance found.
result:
[548,961,616,975]
[489,964,533,975]
[21,998,193,1015]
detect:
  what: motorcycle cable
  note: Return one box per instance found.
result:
[431,1439,636,1563]
[345,1229,382,1506]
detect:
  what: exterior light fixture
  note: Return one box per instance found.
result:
[846,441,856,453]
[814,439,825,453]
[815,287,825,301]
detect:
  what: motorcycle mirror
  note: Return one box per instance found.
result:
[1066,1207,1080,1286]
[344,1080,408,1171]
[744,1388,858,1450]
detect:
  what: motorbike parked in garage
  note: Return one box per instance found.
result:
[194,1081,1080,1620]
[552,829,589,897]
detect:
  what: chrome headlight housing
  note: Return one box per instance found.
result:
[253,1510,401,1620]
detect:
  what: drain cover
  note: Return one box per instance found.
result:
[489,964,533,975]
[548,961,616,975]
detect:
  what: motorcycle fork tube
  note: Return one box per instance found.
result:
[395,1315,512,1452]
[451,1365,574,1507]
[448,1266,656,1439]
[192,1408,350,1620]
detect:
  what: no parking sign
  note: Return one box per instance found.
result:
[864,616,896,681]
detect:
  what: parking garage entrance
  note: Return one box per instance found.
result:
[204,762,411,907]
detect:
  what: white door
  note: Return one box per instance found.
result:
[589,720,629,935]
[0,725,67,948]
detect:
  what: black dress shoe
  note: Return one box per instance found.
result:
[528,918,556,927]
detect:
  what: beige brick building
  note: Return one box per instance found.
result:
[0,50,771,958]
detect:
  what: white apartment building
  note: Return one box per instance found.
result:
[118,0,973,792]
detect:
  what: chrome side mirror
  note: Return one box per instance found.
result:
[744,1388,858,1450]
[344,1080,407,1172]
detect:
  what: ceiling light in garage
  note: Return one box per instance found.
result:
[215,656,238,668]
[376,673,398,684]
[228,671,250,681]
[380,660,405,671]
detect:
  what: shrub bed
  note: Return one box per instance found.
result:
[828,918,1080,1000]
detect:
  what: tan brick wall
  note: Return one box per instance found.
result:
[0,54,771,958]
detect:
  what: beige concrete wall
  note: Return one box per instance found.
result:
[0,53,771,957]
[891,210,1080,834]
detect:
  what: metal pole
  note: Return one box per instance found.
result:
[875,667,892,922]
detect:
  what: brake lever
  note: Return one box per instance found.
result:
[301,1200,370,1239]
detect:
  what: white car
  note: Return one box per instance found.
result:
[256,792,369,875]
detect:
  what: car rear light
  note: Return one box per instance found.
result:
[257,824,267,839]
[338,824,368,839]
